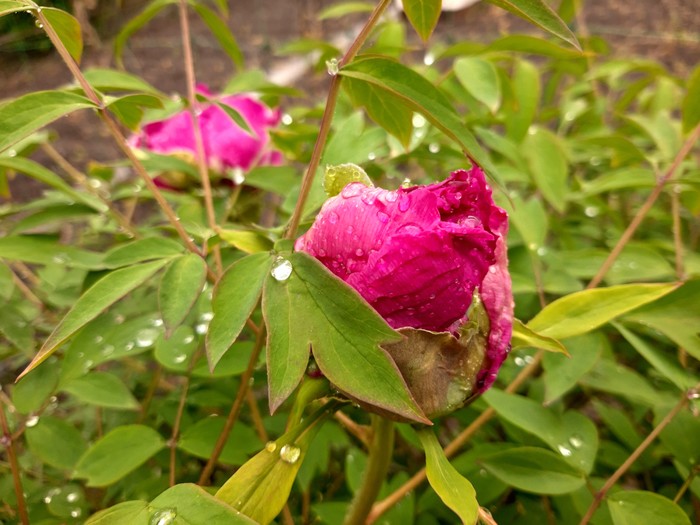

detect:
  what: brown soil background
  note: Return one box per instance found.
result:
[1,0,699,196]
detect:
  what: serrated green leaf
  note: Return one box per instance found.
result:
[207,252,272,369]
[61,371,140,410]
[340,57,499,183]
[480,446,586,495]
[527,283,678,340]
[418,428,479,525]
[263,252,427,423]
[402,0,442,42]
[485,0,580,49]
[0,90,95,154]
[19,259,169,380]
[609,491,691,525]
[454,56,502,113]
[25,416,88,470]
[42,7,83,64]
[159,254,207,337]
[343,76,413,148]
[73,425,165,486]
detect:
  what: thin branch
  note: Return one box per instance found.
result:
[0,403,29,525]
[587,122,700,289]
[284,0,393,239]
[198,328,266,485]
[479,507,499,525]
[578,385,698,525]
[334,411,371,449]
[178,0,223,276]
[169,375,191,486]
[245,389,268,443]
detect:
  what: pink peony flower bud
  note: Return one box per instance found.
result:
[130,85,282,181]
[295,167,512,409]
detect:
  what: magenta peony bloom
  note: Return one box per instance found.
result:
[295,167,512,393]
[130,85,282,176]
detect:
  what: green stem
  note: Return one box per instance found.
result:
[344,415,395,525]
[284,0,392,239]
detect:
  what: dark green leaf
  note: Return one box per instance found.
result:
[480,446,586,494]
[580,358,660,406]
[178,418,261,465]
[522,127,568,213]
[61,371,139,410]
[0,90,95,154]
[454,56,502,113]
[402,0,442,42]
[192,3,244,69]
[343,76,413,148]
[340,57,499,182]
[105,93,164,130]
[12,362,59,414]
[159,254,207,337]
[42,7,83,64]
[207,252,272,369]
[418,428,479,524]
[154,325,199,372]
[527,283,678,340]
[609,491,691,525]
[19,259,169,379]
[73,424,165,486]
[505,59,540,142]
[485,0,580,49]
[25,416,88,470]
[263,252,427,423]
[542,333,604,403]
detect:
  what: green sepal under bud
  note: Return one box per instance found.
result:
[382,290,490,419]
[323,163,373,197]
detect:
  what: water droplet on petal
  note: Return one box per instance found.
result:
[355,248,364,257]
[150,508,178,525]
[398,196,410,212]
[377,211,389,224]
[265,441,277,453]
[279,444,301,464]
[271,257,293,281]
[328,212,339,224]
[26,415,39,427]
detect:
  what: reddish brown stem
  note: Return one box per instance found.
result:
[0,404,29,525]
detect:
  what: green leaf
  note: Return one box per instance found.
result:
[207,252,272,369]
[154,325,199,372]
[623,280,700,361]
[216,403,334,524]
[25,416,88,470]
[505,59,540,142]
[218,229,274,254]
[522,127,568,213]
[323,163,373,197]
[402,0,442,42]
[114,0,177,67]
[454,56,502,113]
[340,57,499,183]
[483,389,599,473]
[0,235,104,268]
[178,418,261,465]
[683,65,700,133]
[417,428,478,525]
[42,7,83,64]
[159,254,207,337]
[12,362,59,414]
[614,323,697,391]
[511,319,567,354]
[192,3,244,69]
[103,237,184,268]
[485,0,580,49]
[480,446,586,495]
[0,1,27,17]
[85,501,149,525]
[82,68,162,94]
[343,76,413,148]
[263,253,426,423]
[542,333,604,403]
[0,90,95,154]
[61,372,140,410]
[527,283,678,340]
[580,358,660,406]
[151,484,256,524]
[318,1,374,19]
[19,259,169,380]
[214,100,254,136]
[608,491,691,525]
[105,93,164,130]
[73,425,165,486]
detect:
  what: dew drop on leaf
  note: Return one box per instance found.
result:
[279,444,301,464]
[271,257,293,282]
[557,444,573,457]
[25,415,39,428]
[150,508,177,525]
[265,441,277,453]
